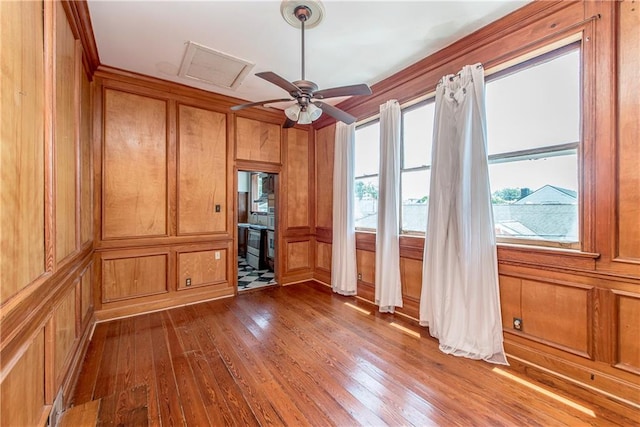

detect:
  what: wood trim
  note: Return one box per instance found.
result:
[62,0,100,75]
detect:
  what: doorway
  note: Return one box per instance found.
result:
[237,170,277,291]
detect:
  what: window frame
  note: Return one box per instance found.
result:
[354,119,381,232]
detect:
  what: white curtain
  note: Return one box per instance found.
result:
[419,64,507,365]
[375,100,403,313]
[331,122,358,296]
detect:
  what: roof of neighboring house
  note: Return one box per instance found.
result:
[514,185,577,205]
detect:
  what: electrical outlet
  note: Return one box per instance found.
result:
[215,251,220,260]
[186,278,191,287]
[215,204,221,212]
[513,317,522,331]
[357,273,362,280]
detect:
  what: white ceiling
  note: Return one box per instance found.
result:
[87,1,530,109]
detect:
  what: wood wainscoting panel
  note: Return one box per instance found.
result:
[400,257,422,301]
[55,1,78,263]
[102,252,168,302]
[356,249,375,285]
[177,104,227,235]
[54,285,77,383]
[617,0,640,261]
[177,249,227,290]
[286,240,310,272]
[0,0,46,302]
[235,117,281,164]
[285,128,310,228]
[499,275,522,330]
[521,279,590,356]
[316,241,332,272]
[0,329,46,426]
[102,89,167,239]
[80,67,93,246]
[615,291,640,373]
[314,125,334,229]
[80,263,92,323]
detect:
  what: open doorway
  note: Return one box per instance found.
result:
[237,171,277,291]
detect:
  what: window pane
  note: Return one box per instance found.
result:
[486,49,580,155]
[490,153,578,242]
[401,169,430,233]
[403,102,435,169]
[354,121,380,177]
[354,176,378,229]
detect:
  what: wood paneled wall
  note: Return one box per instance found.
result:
[313,0,640,415]
[0,1,96,425]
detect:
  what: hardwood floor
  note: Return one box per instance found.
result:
[69,282,634,426]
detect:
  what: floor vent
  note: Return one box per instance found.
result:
[178,41,254,90]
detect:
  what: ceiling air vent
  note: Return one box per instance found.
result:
[178,41,254,90]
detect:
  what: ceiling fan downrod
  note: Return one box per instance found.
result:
[294,5,312,81]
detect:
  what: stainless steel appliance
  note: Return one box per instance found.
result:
[247,224,267,270]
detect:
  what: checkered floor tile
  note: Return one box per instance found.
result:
[238,257,277,291]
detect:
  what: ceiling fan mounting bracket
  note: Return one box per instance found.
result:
[280,0,325,29]
[294,6,312,22]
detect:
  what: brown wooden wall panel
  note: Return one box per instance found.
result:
[316,242,332,271]
[356,249,375,285]
[0,330,45,426]
[235,117,280,163]
[0,0,45,302]
[400,257,422,301]
[521,279,590,355]
[617,1,640,261]
[102,89,167,239]
[177,249,227,290]
[499,275,522,330]
[80,263,92,322]
[616,293,640,372]
[285,128,310,228]
[55,1,78,263]
[102,253,168,302]
[178,105,227,235]
[314,125,335,229]
[80,68,92,245]
[286,241,310,271]
[54,285,77,381]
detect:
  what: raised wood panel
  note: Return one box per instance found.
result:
[178,105,226,235]
[316,242,331,271]
[0,330,46,426]
[102,89,167,239]
[54,285,77,381]
[55,1,78,263]
[499,275,522,330]
[81,264,92,321]
[616,293,640,372]
[356,249,375,284]
[617,0,640,261]
[315,125,334,229]
[521,279,590,355]
[0,0,45,302]
[177,249,227,290]
[102,253,168,302]
[399,257,422,301]
[80,68,92,245]
[235,117,280,163]
[285,128,310,228]
[286,241,310,271]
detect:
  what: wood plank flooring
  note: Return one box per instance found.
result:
[69,282,635,426]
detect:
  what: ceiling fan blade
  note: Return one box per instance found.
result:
[313,101,356,125]
[283,118,296,129]
[256,71,301,95]
[230,98,293,111]
[313,84,372,100]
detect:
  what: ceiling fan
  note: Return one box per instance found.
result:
[230,2,372,128]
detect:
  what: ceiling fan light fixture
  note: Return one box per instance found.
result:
[285,104,301,121]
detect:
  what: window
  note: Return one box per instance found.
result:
[354,121,380,230]
[401,101,435,234]
[486,44,580,246]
